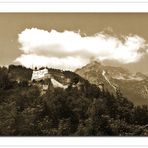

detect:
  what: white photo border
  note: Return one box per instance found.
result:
[0,3,148,12]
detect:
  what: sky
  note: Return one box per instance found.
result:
[0,13,148,73]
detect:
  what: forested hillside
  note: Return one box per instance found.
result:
[0,65,148,136]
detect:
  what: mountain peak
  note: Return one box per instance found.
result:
[83,60,102,68]
[75,61,102,73]
[90,60,102,66]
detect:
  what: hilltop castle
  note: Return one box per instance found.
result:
[31,68,69,94]
[31,67,50,81]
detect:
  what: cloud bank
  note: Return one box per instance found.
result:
[15,28,148,71]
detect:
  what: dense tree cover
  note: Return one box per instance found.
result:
[8,65,32,81]
[0,65,148,136]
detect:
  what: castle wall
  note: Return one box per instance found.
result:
[31,68,49,81]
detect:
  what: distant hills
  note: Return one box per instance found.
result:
[76,61,148,105]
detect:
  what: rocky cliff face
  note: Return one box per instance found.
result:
[75,61,148,105]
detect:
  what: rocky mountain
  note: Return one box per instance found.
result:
[76,61,148,105]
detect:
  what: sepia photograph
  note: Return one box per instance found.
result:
[0,13,148,136]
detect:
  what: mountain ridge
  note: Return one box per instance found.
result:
[75,61,148,105]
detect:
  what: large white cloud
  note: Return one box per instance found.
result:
[15,28,148,71]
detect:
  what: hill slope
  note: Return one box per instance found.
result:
[0,65,148,135]
[76,61,148,105]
